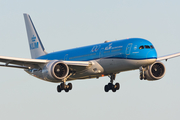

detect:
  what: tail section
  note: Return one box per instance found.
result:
[24,13,47,59]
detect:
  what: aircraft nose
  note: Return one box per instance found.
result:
[147,50,157,59]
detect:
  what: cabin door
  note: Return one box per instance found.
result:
[64,54,68,60]
[126,43,133,56]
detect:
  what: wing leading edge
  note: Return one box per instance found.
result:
[157,52,180,61]
[0,56,91,69]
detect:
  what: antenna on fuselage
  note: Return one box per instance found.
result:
[104,40,111,43]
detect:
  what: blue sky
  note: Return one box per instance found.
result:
[1,0,180,120]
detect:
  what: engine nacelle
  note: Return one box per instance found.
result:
[144,62,166,81]
[42,60,69,81]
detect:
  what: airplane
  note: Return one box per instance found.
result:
[0,13,180,93]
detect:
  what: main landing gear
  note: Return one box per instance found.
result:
[104,74,120,92]
[57,73,120,93]
[57,82,72,92]
[57,73,73,93]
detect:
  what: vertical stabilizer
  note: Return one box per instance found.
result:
[24,13,47,59]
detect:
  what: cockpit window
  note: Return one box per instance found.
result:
[139,46,144,49]
[145,45,150,49]
[150,45,154,49]
[139,45,154,49]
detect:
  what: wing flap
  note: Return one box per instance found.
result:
[0,64,30,69]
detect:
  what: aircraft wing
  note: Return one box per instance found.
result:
[0,56,91,69]
[157,52,180,61]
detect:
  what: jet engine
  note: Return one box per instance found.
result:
[144,62,166,81]
[42,61,69,81]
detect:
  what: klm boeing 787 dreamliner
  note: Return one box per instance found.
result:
[0,13,180,93]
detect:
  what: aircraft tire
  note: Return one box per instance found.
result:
[144,75,147,80]
[140,75,143,80]
[112,85,116,92]
[68,83,72,90]
[57,85,62,92]
[115,83,120,90]
[108,83,113,89]
[104,85,109,92]
[65,88,69,92]
[60,83,65,89]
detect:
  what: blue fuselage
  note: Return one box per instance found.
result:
[37,38,157,61]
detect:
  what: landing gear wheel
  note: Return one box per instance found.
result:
[144,75,147,80]
[60,83,65,89]
[115,83,120,90]
[112,85,116,92]
[104,85,109,92]
[108,83,113,89]
[140,74,147,80]
[140,74,143,80]
[57,85,62,92]
[68,83,72,90]
[65,88,69,92]
[57,82,73,93]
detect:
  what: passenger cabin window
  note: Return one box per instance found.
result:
[139,46,144,49]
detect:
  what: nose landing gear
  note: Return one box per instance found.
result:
[139,66,147,80]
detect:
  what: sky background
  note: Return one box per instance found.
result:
[1,0,180,120]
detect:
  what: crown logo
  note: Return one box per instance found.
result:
[31,35,36,42]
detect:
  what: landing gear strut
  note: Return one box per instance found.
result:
[104,74,120,92]
[139,66,147,80]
